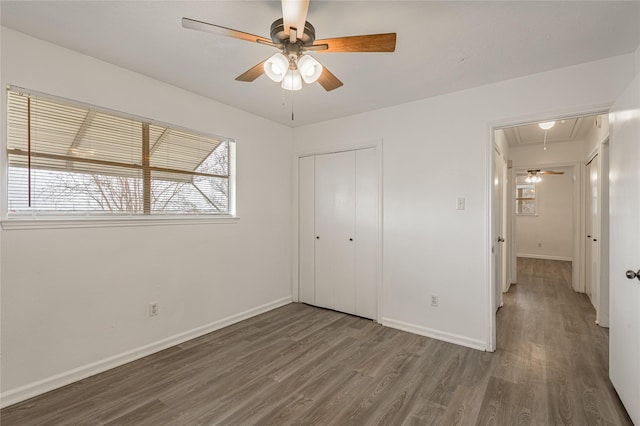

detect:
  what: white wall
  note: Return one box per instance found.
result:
[515,166,574,260]
[510,138,584,262]
[293,52,636,351]
[0,28,293,406]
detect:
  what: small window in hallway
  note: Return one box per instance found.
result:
[516,179,537,215]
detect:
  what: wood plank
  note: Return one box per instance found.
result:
[0,258,633,425]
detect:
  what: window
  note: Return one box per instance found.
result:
[515,177,537,215]
[5,88,234,220]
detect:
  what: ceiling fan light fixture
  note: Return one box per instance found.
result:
[264,53,289,82]
[297,54,323,84]
[525,173,541,184]
[538,121,556,130]
[282,69,302,91]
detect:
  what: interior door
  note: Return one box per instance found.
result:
[609,73,640,424]
[298,156,315,304]
[585,155,600,307]
[494,148,505,310]
[315,151,356,314]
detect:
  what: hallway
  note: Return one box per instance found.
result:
[494,257,631,424]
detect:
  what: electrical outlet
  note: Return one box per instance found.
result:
[456,197,465,210]
[149,302,159,317]
[431,295,439,307]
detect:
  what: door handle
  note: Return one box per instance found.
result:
[625,270,640,281]
[497,237,505,243]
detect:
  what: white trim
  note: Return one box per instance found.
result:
[382,317,487,351]
[2,86,238,226]
[488,106,609,355]
[517,254,573,262]
[488,104,612,130]
[295,140,380,158]
[292,138,384,323]
[0,296,292,409]
[1,215,239,230]
[486,124,496,351]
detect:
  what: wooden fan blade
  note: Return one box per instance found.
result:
[282,0,310,41]
[317,66,343,91]
[235,60,267,82]
[182,17,272,45]
[540,171,565,175]
[313,33,396,53]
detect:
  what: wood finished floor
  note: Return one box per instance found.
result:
[1,258,632,425]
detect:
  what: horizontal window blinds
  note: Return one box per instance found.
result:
[6,89,231,216]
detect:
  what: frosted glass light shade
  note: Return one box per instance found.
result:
[264,53,289,82]
[538,121,555,130]
[281,69,302,90]
[297,55,323,83]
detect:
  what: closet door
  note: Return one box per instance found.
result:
[315,151,356,314]
[298,156,316,304]
[355,148,378,319]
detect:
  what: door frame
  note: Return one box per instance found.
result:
[292,138,384,322]
[584,152,599,306]
[493,146,506,311]
[584,136,611,327]
[487,105,610,351]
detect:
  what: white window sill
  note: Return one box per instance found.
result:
[1,215,239,230]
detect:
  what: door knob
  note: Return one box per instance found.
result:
[349,238,353,241]
[497,237,505,243]
[316,236,319,239]
[593,238,597,242]
[587,235,591,238]
[626,270,640,281]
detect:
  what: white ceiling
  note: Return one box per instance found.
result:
[503,115,599,147]
[2,1,639,127]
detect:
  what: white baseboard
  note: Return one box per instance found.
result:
[517,253,573,262]
[0,296,292,409]
[381,317,487,351]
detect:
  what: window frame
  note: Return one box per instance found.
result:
[515,180,538,216]
[2,86,237,229]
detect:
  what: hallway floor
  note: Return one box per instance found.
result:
[495,257,632,424]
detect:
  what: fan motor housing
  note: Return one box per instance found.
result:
[270,18,316,45]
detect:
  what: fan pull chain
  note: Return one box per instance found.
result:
[543,129,548,151]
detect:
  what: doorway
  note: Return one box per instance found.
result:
[489,112,610,350]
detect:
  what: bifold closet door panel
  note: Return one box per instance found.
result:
[315,151,356,313]
[298,156,316,304]
[355,148,378,320]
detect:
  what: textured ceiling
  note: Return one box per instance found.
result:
[2,1,639,127]
[503,116,599,147]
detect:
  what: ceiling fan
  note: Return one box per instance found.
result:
[182,0,396,92]
[518,169,565,183]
